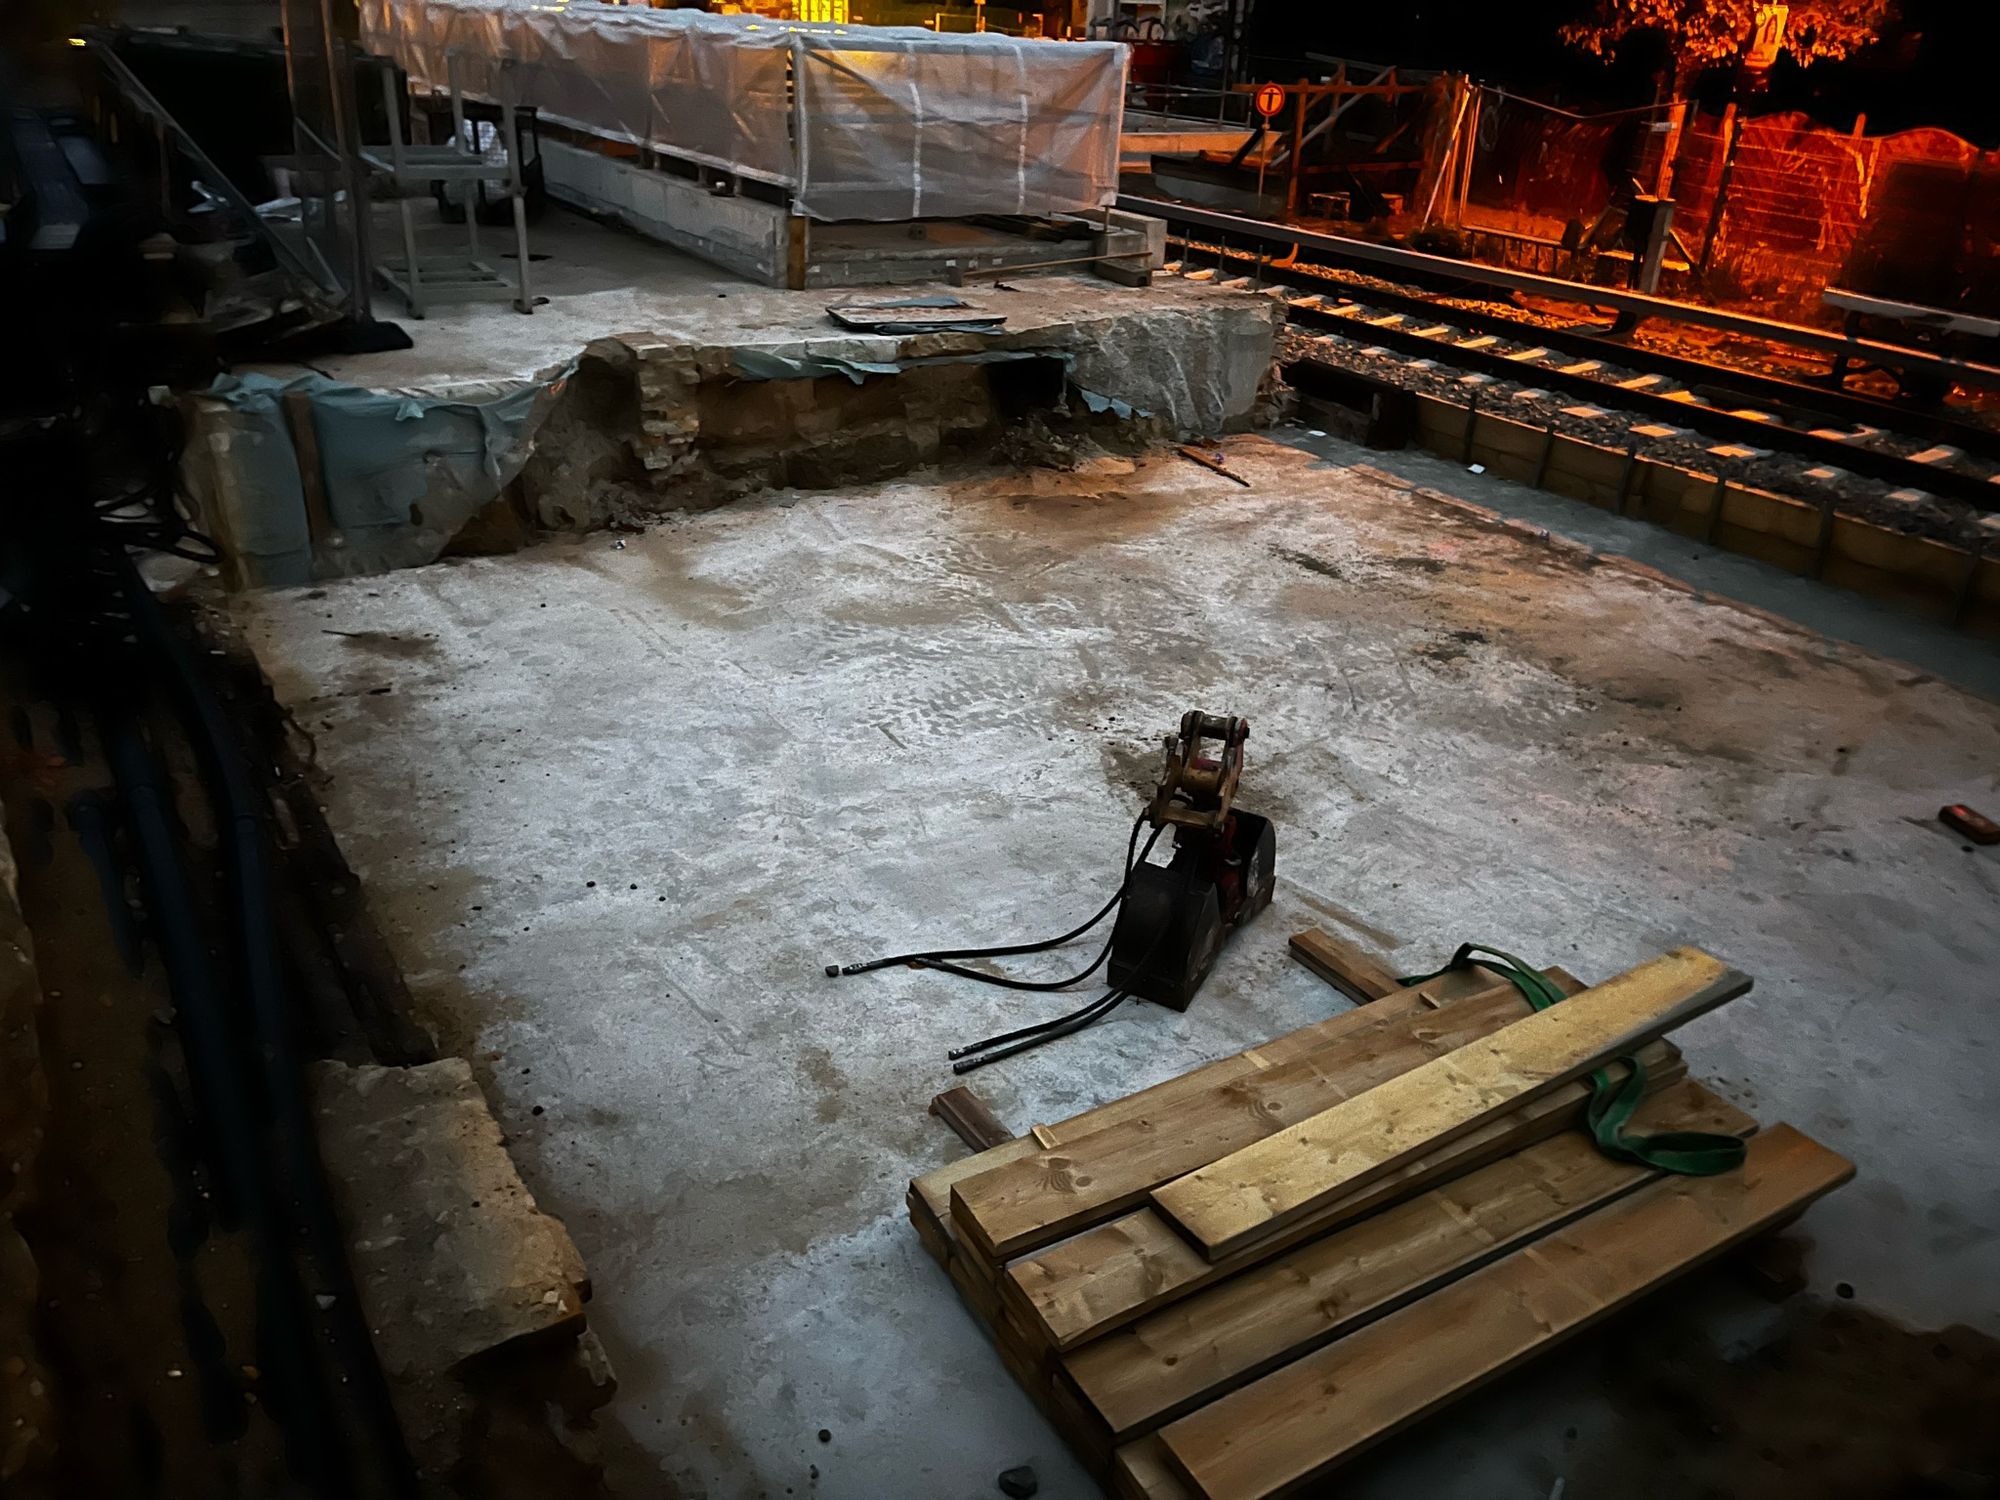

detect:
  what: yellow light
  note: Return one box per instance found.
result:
[67,35,89,45]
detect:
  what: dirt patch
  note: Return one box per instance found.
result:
[800,1046,848,1126]
[1418,627,1490,664]
[1573,1299,2000,1499]
[1379,553,1450,574]
[325,629,440,661]
[1098,739,1162,801]
[1274,546,1347,580]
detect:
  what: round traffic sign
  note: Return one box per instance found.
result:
[1253,82,1286,119]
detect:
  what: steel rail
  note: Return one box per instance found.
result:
[1119,194,2000,393]
[1170,237,2000,464]
[1280,302,1999,510]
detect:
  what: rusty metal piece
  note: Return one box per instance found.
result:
[1175,445,1251,486]
[1940,803,2000,845]
[1146,712,1249,834]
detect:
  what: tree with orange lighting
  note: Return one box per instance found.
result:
[1563,0,1896,79]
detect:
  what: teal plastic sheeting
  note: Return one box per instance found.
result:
[728,346,1150,420]
[189,349,1149,588]
[195,371,557,586]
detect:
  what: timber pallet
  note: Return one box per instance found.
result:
[906,924,1853,1499]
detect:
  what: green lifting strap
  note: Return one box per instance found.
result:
[1399,942,1746,1177]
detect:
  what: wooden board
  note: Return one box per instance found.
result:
[1151,948,1749,1261]
[1064,1078,1755,1440]
[1156,1124,1853,1500]
[906,965,1500,1242]
[1004,1039,1681,1352]
[953,975,1545,1263]
[929,1086,1014,1151]
[907,1184,953,1269]
[908,964,1544,1248]
[1114,1434,1198,1500]
[1285,927,1402,1003]
[910,1136,1039,1245]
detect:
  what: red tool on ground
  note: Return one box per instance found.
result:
[826,709,1277,1070]
[1108,712,1277,1009]
[1939,804,2000,845]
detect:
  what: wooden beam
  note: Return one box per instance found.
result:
[1006,1038,1679,1354]
[951,972,1538,1264]
[908,971,1459,1245]
[280,390,336,547]
[1151,948,1750,1261]
[929,1086,1014,1152]
[1113,1434,1198,1500]
[1155,1124,1853,1500]
[1286,927,1401,1003]
[1064,1078,1755,1440]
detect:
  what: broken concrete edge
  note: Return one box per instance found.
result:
[310,1056,598,1376]
[0,821,57,1494]
[178,283,1280,588]
[310,1056,619,1483]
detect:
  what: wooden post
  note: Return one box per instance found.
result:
[1697,104,1741,278]
[1636,198,1676,293]
[786,214,808,290]
[1416,75,1470,230]
[280,391,336,548]
[1615,443,1640,514]
[1654,98,1688,198]
[1455,87,1481,227]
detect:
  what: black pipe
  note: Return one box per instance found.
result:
[102,705,350,1492]
[112,554,419,1499]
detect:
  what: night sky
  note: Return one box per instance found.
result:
[1242,0,1999,145]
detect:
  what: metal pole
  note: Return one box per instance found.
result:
[1285,77,1307,221]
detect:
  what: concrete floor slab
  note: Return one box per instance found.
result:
[229,434,2000,1498]
[268,205,1270,419]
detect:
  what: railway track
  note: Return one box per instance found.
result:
[1129,196,2000,515]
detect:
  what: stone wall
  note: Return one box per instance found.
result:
[181,280,1280,578]
[516,289,1278,532]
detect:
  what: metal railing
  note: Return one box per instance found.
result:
[1124,83,1254,125]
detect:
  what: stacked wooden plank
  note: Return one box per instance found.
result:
[906,930,1853,1500]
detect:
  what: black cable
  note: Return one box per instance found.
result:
[951,991,1134,1074]
[946,985,1131,1060]
[825,803,1188,1072]
[946,855,1191,1071]
[827,814,1154,978]
[906,816,1166,994]
[910,934,1118,992]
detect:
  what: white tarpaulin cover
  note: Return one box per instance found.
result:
[356,0,1127,221]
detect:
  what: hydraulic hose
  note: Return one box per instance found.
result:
[825,812,1175,1069]
[827,814,1156,980]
